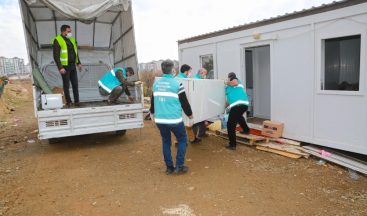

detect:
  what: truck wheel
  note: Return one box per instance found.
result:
[116,130,126,136]
[48,138,61,144]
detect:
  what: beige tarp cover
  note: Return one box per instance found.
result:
[25,0,129,22]
[20,0,138,71]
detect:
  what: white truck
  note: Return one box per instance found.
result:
[19,0,144,140]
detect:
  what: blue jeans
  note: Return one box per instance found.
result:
[156,122,187,168]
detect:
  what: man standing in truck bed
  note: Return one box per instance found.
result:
[53,24,82,108]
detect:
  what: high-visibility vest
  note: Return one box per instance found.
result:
[225,79,249,108]
[152,74,183,124]
[176,72,187,78]
[98,67,127,93]
[194,73,202,79]
[53,35,79,66]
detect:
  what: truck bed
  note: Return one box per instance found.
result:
[37,101,144,140]
[61,100,134,109]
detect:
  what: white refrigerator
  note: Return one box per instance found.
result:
[154,77,226,126]
[179,79,226,126]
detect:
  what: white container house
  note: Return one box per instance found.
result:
[178,0,367,155]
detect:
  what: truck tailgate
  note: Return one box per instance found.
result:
[37,103,144,139]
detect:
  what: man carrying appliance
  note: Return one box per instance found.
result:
[150,60,193,175]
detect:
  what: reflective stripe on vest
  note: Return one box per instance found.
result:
[98,80,112,93]
[154,117,183,124]
[153,91,178,98]
[229,100,249,108]
[53,35,78,66]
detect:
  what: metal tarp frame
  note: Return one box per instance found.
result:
[19,0,139,76]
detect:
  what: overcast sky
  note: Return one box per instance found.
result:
[0,0,335,64]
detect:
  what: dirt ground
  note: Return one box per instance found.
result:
[1,80,367,216]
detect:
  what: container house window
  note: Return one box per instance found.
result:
[322,35,360,91]
[200,54,214,79]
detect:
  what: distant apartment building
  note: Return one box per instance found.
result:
[138,60,179,72]
[0,57,28,76]
[25,63,32,74]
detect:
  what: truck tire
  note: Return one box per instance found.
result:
[48,138,61,144]
[116,130,126,136]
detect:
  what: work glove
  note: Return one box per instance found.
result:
[150,113,154,122]
[134,81,142,85]
[77,64,83,72]
[128,96,134,102]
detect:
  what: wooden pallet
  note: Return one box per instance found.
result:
[256,142,310,158]
[256,146,302,159]
[269,138,301,146]
[216,129,269,145]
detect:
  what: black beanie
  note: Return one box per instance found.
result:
[228,72,237,81]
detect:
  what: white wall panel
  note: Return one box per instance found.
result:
[179,2,367,154]
[76,22,93,46]
[36,21,55,45]
[94,23,111,47]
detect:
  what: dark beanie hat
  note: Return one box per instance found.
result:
[228,72,237,80]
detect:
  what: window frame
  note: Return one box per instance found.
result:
[199,54,214,79]
[317,31,365,96]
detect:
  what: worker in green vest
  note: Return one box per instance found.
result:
[53,24,82,108]
[176,64,192,78]
[225,72,250,150]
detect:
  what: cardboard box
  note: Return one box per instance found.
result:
[208,120,221,131]
[262,120,284,138]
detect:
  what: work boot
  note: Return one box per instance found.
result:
[240,129,250,135]
[107,100,117,105]
[65,102,72,108]
[225,144,236,150]
[165,166,175,175]
[175,165,189,174]
[74,102,81,107]
[190,138,201,144]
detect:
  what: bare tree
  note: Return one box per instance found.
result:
[139,70,162,97]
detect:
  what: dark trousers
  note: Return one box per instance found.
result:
[156,122,187,168]
[227,105,250,146]
[99,86,124,102]
[192,121,206,139]
[61,65,79,104]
